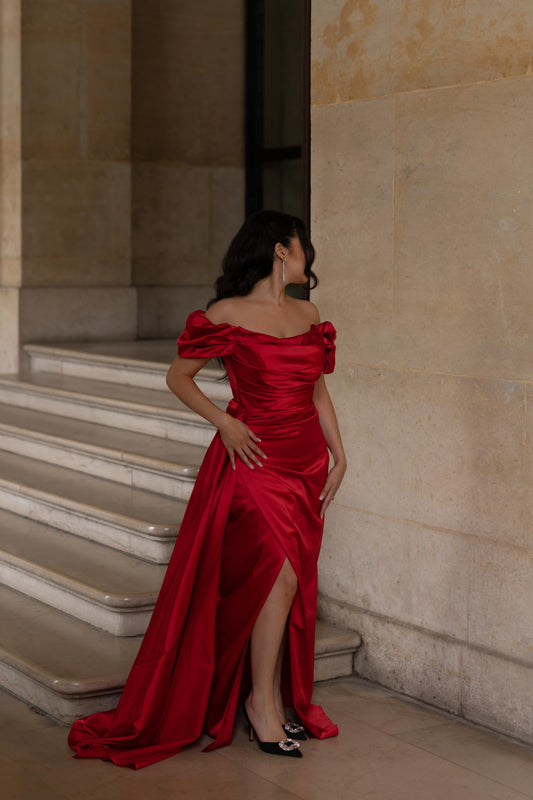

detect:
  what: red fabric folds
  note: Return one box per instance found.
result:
[68,309,338,769]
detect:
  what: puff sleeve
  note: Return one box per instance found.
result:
[321,321,337,374]
[177,309,235,359]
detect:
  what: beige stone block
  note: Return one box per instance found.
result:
[311,99,394,359]
[0,1,21,278]
[132,2,244,165]
[85,0,131,160]
[319,505,469,641]
[330,365,526,546]
[0,0,21,144]
[461,646,533,744]
[0,258,22,287]
[0,0,20,38]
[390,0,533,94]
[318,596,464,715]
[466,539,533,662]
[311,0,533,105]
[393,78,533,379]
[137,286,213,339]
[311,0,392,105]
[0,288,20,373]
[0,157,21,261]
[132,164,210,286]
[22,160,131,286]
[19,287,137,342]
[21,0,81,158]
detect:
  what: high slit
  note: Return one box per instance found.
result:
[67,308,339,769]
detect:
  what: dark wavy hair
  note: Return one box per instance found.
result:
[207,210,317,308]
[206,211,318,380]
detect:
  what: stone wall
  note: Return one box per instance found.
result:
[19,0,136,347]
[0,0,245,371]
[132,0,245,338]
[311,0,533,743]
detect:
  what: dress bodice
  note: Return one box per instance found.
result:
[177,309,336,421]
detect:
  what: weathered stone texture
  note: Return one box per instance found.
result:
[312,0,533,744]
[312,0,533,106]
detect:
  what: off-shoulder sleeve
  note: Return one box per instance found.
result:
[177,309,235,359]
[320,321,337,374]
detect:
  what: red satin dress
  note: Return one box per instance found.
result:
[68,309,338,769]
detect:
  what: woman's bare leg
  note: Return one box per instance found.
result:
[273,629,289,725]
[245,558,297,742]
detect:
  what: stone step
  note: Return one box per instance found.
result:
[0,450,185,563]
[0,509,165,636]
[0,585,142,724]
[0,403,206,500]
[0,583,362,724]
[24,341,232,400]
[0,372,224,446]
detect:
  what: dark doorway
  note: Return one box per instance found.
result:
[245,0,310,228]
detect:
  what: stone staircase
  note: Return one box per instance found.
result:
[0,341,361,724]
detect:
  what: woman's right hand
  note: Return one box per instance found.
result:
[218,415,267,470]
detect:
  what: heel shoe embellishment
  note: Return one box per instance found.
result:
[282,721,307,741]
[278,738,301,752]
[243,702,302,758]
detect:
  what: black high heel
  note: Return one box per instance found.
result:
[282,721,308,741]
[242,702,302,758]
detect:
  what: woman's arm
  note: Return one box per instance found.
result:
[166,354,267,470]
[166,354,228,429]
[313,374,347,518]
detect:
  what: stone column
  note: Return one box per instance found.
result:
[0,0,22,372]
[311,0,533,744]
[1,0,136,373]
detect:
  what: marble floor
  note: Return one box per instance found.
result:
[3,677,533,800]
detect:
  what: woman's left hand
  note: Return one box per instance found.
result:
[319,460,346,519]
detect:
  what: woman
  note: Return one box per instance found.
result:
[68,210,346,768]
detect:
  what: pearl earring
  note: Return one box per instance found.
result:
[282,258,286,285]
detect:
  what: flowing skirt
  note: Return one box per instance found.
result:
[68,402,338,769]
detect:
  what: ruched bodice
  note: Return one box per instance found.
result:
[68,306,339,769]
[178,309,336,422]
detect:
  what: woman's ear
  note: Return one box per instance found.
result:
[274,242,286,260]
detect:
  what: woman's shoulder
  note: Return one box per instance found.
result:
[205,297,323,328]
[204,298,240,326]
[286,297,321,325]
